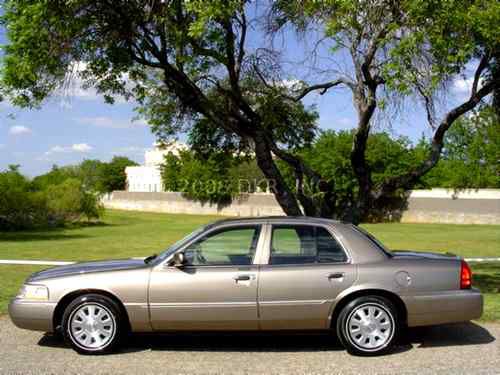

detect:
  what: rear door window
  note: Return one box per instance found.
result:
[270,225,348,265]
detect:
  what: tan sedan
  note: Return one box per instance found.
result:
[9,217,482,355]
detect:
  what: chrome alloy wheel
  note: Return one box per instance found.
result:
[345,303,394,351]
[68,303,116,350]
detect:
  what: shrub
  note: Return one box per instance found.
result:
[0,168,103,231]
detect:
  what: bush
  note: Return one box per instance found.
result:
[0,166,47,230]
[0,167,103,231]
[45,178,103,225]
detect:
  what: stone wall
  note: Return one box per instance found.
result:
[400,189,500,224]
[102,189,500,224]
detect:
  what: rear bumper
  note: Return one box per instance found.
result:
[405,288,483,327]
[8,298,56,332]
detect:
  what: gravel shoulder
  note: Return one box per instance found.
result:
[0,317,498,374]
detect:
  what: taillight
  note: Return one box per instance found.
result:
[460,260,472,289]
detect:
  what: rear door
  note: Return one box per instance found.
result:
[258,224,357,330]
[149,224,262,330]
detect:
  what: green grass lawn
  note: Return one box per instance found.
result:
[0,210,499,320]
[362,222,500,258]
[0,210,221,261]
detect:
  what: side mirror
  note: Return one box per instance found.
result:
[170,252,185,267]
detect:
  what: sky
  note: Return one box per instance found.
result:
[0,16,476,177]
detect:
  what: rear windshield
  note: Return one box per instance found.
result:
[350,225,393,257]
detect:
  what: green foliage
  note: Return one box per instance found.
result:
[0,166,104,231]
[32,157,136,194]
[46,178,103,225]
[276,130,426,220]
[31,165,80,191]
[421,108,500,189]
[0,166,48,230]
[279,0,500,98]
[0,0,498,221]
[97,156,138,193]
[161,150,264,205]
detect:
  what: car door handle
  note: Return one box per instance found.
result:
[328,272,345,280]
[233,275,252,281]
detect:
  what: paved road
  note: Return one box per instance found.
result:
[0,317,498,374]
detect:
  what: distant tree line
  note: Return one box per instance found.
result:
[0,157,137,230]
[161,107,499,217]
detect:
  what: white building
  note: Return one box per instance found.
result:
[125,142,187,192]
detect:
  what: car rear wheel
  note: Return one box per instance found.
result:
[336,296,399,356]
[62,294,123,354]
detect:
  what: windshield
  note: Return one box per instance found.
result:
[351,225,393,257]
[153,225,207,264]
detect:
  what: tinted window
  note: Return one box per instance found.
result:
[270,225,347,265]
[184,226,260,266]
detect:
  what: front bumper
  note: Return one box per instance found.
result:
[405,288,483,327]
[8,298,56,332]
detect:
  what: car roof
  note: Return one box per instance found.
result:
[208,216,343,228]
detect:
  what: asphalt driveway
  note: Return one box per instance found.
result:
[0,317,498,374]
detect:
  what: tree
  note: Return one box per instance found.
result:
[31,164,80,191]
[421,106,500,189]
[269,0,499,221]
[78,159,106,191]
[1,0,498,223]
[0,165,46,230]
[97,156,138,193]
[46,178,102,224]
[161,149,266,204]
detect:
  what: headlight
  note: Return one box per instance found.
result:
[17,284,49,301]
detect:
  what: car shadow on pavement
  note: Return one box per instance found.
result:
[37,322,494,355]
[404,322,495,348]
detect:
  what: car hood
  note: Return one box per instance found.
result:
[27,259,147,282]
[391,250,459,260]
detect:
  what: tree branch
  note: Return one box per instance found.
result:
[376,77,496,198]
[291,78,355,101]
[235,11,247,77]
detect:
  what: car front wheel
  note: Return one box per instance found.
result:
[336,296,399,356]
[62,294,123,354]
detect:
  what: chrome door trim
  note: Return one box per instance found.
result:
[149,301,257,309]
[259,299,332,306]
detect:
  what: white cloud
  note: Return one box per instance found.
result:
[45,143,93,156]
[452,77,484,95]
[75,116,149,129]
[9,125,32,135]
[0,144,5,149]
[72,143,93,152]
[453,77,473,94]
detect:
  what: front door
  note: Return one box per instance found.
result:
[149,225,262,330]
[258,224,357,330]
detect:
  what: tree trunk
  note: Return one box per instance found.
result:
[253,133,303,216]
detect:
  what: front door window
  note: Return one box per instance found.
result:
[184,226,261,266]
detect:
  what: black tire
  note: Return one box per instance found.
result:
[336,296,399,356]
[62,293,124,355]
